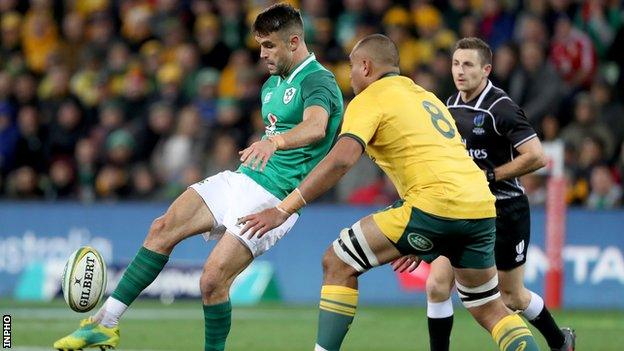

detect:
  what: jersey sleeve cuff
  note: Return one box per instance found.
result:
[513,134,537,148]
[339,133,366,152]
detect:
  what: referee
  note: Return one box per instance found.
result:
[424,38,576,351]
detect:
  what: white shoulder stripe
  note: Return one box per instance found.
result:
[513,133,538,148]
[287,54,316,84]
[474,80,493,109]
[488,96,512,111]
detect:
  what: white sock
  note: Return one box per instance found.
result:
[427,297,454,318]
[94,297,128,328]
[521,290,544,321]
[314,344,329,351]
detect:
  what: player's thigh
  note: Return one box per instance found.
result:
[494,196,531,271]
[148,189,216,244]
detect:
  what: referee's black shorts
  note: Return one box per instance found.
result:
[494,195,531,271]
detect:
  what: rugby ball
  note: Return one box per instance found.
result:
[62,246,107,313]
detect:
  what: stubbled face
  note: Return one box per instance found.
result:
[349,49,367,95]
[256,31,293,76]
[452,48,489,95]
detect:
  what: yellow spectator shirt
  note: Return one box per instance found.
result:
[340,75,495,219]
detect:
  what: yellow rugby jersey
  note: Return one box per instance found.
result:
[340,75,495,219]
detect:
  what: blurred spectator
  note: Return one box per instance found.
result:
[95,164,130,200]
[336,0,366,48]
[13,73,39,107]
[14,105,47,172]
[539,114,560,142]
[508,40,562,125]
[430,49,455,100]
[5,166,44,199]
[152,105,205,183]
[194,14,231,71]
[586,164,621,209]
[205,131,239,176]
[442,0,471,33]
[514,13,549,47]
[521,174,546,206]
[48,99,85,160]
[216,0,247,51]
[47,157,76,199]
[479,0,515,50]
[129,163,158,200]
[21,2,60,73]
[550,14,597,89]
[0,105,18,175]
[193,68,220,126]
[134,102,173,162]
[74,137,97,202]
[559,93,614,159]
[574,0,622,58]
[490,43,517,93]
[589,76,624,153]
[1,12,22,60]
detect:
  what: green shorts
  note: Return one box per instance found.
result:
[372,200,496,269]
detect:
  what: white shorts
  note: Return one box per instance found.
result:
[189,171,299,257]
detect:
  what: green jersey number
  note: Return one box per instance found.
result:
[422,101,455,139]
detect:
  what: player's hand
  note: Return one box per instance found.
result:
[239,139,277,171]
[390,255,421,273]
[237,207,290,239]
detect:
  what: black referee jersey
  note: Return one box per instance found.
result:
[446,80,537,200]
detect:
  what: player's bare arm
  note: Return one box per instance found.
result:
[239,106,329,171]
[239,136,362,237]
[491,137,546,182]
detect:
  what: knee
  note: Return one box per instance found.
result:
[426,275,453,302]
[322,247,356,280]
[200,265,229,300]
[500,287,530,311]
[144,214,175,252]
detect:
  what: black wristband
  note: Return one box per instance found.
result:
[485,169,496,183]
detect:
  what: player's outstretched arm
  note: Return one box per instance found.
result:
[239,136,363,237]
[239,106,329,171]
[491,137,546,182]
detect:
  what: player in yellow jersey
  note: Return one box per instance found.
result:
[239,34,540,351]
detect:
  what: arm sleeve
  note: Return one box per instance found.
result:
[491,98,538,148]
[338,94,382,150]
[300,71,342,117]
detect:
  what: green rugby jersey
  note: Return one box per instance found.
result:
[239,54,343,200]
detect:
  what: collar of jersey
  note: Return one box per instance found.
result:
[277,53,316,85]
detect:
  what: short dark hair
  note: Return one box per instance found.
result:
[453,37,492,66]
[252,3,304,38]
[354,34,400,68]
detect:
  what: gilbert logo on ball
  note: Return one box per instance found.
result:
[62,246,107,313]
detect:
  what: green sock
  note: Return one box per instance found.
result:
[111,246,169,306]
[316,285,358,351]
[204,301,232,351]
[492,314,540,351]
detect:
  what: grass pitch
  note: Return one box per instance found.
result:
[2,299,623,350]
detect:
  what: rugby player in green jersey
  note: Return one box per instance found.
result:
[53,4,343,351]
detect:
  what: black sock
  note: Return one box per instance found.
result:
[428,316,453,351]
[528,307,565,349]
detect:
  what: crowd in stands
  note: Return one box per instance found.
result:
[0,0,622,209]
